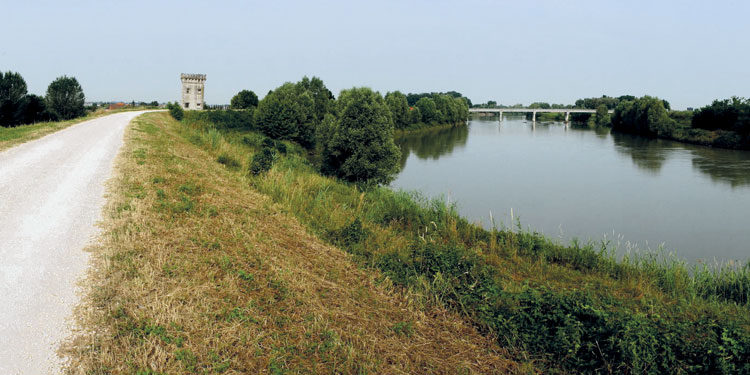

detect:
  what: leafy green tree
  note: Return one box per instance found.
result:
[0,71,29,126]
[385,91,409,129]
[45,76,85,120]
[318,87,400,185]
[21,94,51,124]
[415,97,438,124]
[295,76,333,123]
[408,106,421,124]
[611,96,674,137]
[692,97,750,136]
[230,89,258,109]
[255,82,315,147]
[594,104,611,127]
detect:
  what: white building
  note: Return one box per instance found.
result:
[180,73,206,110]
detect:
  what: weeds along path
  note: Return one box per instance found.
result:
[0,111,155,374]
[63,112,520,374]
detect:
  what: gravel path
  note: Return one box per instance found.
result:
[0,111,152,374]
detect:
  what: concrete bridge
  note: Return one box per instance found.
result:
[469,108,613,122]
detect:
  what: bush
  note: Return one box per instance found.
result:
[318,87,401,185]
[168,102,184,121]
[216,152,241,170]
[249,147,276,175]
[46,75,85,120]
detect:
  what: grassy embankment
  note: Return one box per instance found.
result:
[174,112,749,374]
[0,107,159,152]
[64,112,519,374]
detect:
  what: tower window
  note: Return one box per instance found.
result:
[186,88,190,93]
[184,103,189,108]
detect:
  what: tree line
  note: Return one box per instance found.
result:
[170,77,471,185]
[608,96,750,149]
[0,71,86,127]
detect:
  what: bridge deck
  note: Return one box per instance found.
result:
[470,108,611,114]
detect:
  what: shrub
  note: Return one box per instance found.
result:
[249,147,276,175]
[168,102,184,121]
[216,152,241,170]
[318,87,401,185]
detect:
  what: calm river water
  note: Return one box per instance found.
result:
[391,118,750,263]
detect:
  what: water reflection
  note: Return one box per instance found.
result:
[691,147,750,188]
[396,125,469,169]
[611,132,672,174]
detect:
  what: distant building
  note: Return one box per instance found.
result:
[180,73,206,110]
[108,102,125,110]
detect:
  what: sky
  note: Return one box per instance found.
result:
[1,0,748,109]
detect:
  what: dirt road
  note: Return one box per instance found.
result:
[0,111,152,374]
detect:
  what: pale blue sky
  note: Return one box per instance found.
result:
[2,0,748,109]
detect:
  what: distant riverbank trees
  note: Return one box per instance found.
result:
[0,71,87,127]
[610,95,750,149]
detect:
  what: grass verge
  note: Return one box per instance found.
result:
[63,112,520,374]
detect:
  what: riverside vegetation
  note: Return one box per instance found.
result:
[474,95,750,150]
[147,77,750,374]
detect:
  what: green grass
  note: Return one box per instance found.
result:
[179,116,750,374]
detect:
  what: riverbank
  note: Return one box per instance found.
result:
[174,113,749,373]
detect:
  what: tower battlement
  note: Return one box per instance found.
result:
[180,73,206,110]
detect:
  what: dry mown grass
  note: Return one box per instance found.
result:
[63,112,521,374]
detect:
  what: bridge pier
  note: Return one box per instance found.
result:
[565,112,570,123]
[499,111,503,122]
[532,111,536,122]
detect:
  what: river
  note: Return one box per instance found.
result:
[391,117,750,263]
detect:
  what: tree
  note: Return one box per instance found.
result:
[611,96,674,137]
[594,104,611,127]
[0,71,28,126]
[46,76,85,120]
[295,76,334,124]
[255,82,315,147]
[408,106,421,124]
[230,89,258,109]
[415,97,438,124]
[318,87,401,185]
[21,94,51,124]
[385,91,409,129]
